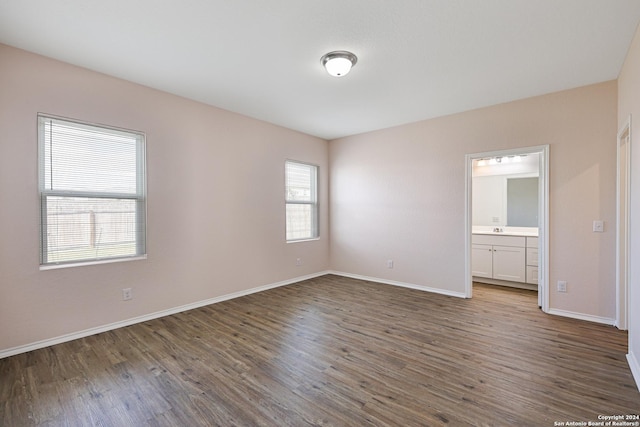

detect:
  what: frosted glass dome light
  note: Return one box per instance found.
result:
[321,51,357,77]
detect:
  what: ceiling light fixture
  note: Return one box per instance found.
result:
[321,51,357,77]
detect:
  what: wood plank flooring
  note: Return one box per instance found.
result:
[1,274,638,426]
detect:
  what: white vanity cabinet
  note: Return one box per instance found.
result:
[472,234,526,283]
[526,237,539,285]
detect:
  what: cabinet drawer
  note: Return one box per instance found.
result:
[472,234,525,247]
[526,265,538,285]
[526,236,539,248]
[526,247,538,267]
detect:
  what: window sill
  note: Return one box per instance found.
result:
[286,237,320,244]
[39,255,147,271]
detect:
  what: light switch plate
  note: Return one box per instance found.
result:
[593,220,604,232]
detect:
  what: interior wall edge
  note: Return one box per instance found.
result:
[627,352,640,391]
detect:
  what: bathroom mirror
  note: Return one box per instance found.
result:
[507,177,538,227]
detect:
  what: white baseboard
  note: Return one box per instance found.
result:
[628,352,640,392]
[0,271,330,360]
[472,277,538,291]
[328,270,467,298]
[546,308,616,326]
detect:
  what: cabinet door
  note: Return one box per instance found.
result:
[492,245,526,283]
[526,266,539,285]
[471,244,493,278]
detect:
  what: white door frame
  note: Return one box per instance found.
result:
[464,145,550,312]
[616,116,631,330]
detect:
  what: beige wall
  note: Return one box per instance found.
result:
[618,23,640,387]
[0,44,330,353]
[330,81,618,320]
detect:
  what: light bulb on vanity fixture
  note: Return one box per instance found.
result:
[321,51,358,77]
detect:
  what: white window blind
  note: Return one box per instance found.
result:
[285,160,318,241]
[38,115,146,266]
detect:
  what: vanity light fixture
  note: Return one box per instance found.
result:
[321,51,358,77]
[476,155,527,167]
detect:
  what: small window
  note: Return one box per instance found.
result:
[38,115,146,266]
[285,161,318,241]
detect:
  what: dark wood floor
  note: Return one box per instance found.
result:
[1,275,638,426]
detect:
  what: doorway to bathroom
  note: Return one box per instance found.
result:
[464,145,549,312]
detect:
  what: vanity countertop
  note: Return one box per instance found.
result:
[472,227,538,237]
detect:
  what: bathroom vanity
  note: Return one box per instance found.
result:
[471,229,538,290]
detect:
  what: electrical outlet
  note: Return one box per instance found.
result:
[122,288,133,301]
[296,258,302,266]
[387,259,394,269]
[557,281,567,293]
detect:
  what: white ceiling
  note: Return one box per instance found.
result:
[1,1,640,140]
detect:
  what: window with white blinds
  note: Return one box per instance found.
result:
[285,160,318,241]
[38,115,146,266]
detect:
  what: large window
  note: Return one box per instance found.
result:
[38,115,146,266]
[285,160,318,241]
